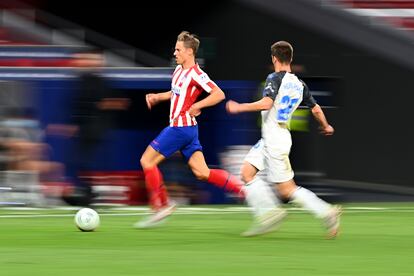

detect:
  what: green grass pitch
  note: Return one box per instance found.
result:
[1,202,414,276]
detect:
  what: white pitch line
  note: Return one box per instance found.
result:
[1,206,414,219]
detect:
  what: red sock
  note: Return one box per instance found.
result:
[144,166,169,210]
[207,169,245,197]
[157,172,169,207]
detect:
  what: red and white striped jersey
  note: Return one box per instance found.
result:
[169,64,217,127]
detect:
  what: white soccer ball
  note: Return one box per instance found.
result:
[74,208,100,232]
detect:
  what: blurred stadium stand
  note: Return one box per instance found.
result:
[336,1,414,35]
[0,2,169,67]
[238,0,414,70]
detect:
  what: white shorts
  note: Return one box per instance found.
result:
[244,139,266,171]
[244,135,294,183]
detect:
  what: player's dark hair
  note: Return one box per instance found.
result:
[177,31,200,55]
[271,41,293,64]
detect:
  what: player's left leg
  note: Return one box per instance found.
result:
[277,179,341,239]
[187,151,244,196]
[181,125,244,196]
[265,136,341,238]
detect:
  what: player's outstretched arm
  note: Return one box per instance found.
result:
[226,97,273,114]
[188,87,225,116]
[145,91,171,110]
[311,104,334,136]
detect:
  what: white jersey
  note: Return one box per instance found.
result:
[244,71,317,182]
[261,71,316,141]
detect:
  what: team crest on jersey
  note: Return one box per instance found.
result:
[172,86,180,95]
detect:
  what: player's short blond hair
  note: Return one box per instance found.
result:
[177,31,200,55]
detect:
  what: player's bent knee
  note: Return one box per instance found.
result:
[192,169,209,181]
[140,157,152,169]
[240,173,254,184]
[277,185,295,200]
[278,190,291,201]
[195,172,209,181]
[240,175,250,184]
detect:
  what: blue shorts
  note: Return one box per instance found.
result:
[150,126,203,161]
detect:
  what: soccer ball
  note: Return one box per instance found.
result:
[74,208,100,231]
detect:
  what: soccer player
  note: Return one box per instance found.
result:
[134,31,244,228]
[226,41,341,238]
[48,50,129,206]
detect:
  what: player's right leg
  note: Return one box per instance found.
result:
[134,127,184,228]
[242,176,286,237]
[140,146,167,210]
[135,146,173,228]
[134,201,177,229]
[240,143,286,237]
[241,140,283,217]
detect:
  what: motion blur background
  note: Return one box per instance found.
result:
[1,0,414,206]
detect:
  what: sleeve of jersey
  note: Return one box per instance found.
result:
[193,72,217,93]
[262,77,280,100]
[301,81,317,108]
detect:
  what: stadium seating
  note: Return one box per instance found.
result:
[0,45,75,67]
[0,25,45,46]
[337,0,414,31]
[0,23,75,67]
